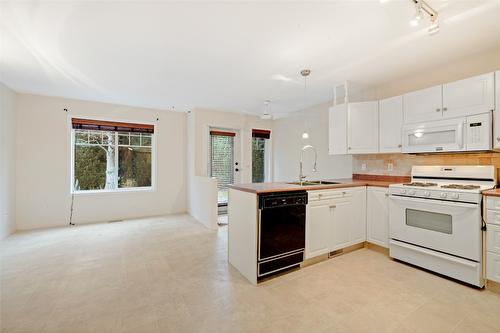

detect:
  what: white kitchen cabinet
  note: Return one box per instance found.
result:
[350,187,367,244]
[486,196,500,283]
[330,187,366,251]
[366,187,389,248]
[305,187,366,258]
[403,85,442,124]
[331,196,352,250]
[487,224,500,254]
[305,201,332,259]
[329,104,348,155]
[379,96,403,153]
[487,252,500,283]
[347,101,379,154]
[495,71,500,149]
[442,72,494,119]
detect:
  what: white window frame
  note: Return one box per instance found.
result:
[69,116,157,195]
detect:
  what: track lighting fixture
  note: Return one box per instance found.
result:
[408,0,439,35]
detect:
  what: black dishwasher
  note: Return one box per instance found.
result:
[258,191,307,278]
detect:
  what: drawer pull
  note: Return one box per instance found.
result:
[329,205,336,209]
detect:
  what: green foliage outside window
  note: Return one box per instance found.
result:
[74,130,152,191]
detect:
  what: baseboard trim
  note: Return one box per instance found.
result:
[365,242,390,256]
[486,279,500,294]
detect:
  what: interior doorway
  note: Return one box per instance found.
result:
[208,128,240,216]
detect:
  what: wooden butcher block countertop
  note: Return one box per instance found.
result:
[228,174,410,194]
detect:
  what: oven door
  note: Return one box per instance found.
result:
[389,195,481,261]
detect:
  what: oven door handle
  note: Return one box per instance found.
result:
[389,195,478,208]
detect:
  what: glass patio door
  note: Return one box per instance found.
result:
[209,130,237,207]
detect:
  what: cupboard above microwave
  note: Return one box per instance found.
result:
[402,112,491,153]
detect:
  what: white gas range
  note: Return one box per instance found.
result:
[388,165,496,287]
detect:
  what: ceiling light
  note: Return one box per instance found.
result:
[414,131,424,138]
[428,16,440,35]
[408,0,439,34]
[300,69,311,140]
[410,1,423,26]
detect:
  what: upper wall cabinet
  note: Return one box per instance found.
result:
[329,104,348,155]
[442,72,494,118]
[348,102,379,154]
[494,71,500,149]
[379,96,403,153]
[403,85,442,124]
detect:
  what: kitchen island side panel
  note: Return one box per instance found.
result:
[228,188,258,285]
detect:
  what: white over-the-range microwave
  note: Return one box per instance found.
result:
[402,112,492,153]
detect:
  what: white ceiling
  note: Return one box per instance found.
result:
[1,1,500,116]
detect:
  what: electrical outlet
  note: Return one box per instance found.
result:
[387,163,394,172]
[361,163,367,171]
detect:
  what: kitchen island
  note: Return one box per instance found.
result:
[227,176,407,284]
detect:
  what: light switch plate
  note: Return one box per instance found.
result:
[361,163,367,171]
[388,163,394,171]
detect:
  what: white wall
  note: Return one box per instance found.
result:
[0,83,16,238]
[374,46,500,99]
[187,108,272,223]
[273,102,352,181]
[189,176,218,229]
[15,94,187,230]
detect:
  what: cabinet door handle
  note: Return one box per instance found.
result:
[496,137,500,142]
[443,107,448,111]
[436,108,441,112]
[398,144,402,148]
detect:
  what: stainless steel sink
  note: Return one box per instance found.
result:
[287,180,341,186]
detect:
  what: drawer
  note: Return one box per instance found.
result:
[486,210,500,226]
[487,197,500,211]
[487,224,500,254]
[308,189,350,202]
[487,251,500,283]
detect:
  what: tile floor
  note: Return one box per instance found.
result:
[2,214,500,333]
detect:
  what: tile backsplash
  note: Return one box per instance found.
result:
[353,152,500,177]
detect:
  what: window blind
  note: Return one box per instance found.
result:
[72,118,154,134]
[252,129,271,139]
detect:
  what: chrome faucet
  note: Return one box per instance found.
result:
[299,145,317,183]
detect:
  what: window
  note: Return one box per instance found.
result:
[71,118,154,192]
[252,129,270,183]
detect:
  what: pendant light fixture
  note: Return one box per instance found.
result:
[301,69,311,140]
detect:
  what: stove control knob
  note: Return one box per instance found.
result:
[409,190,416,195]
[451,193,459,200]
[423,191,431,197]
[440,193,447,198]
[400,189,407,194]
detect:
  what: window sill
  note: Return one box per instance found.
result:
[72,187,155,195]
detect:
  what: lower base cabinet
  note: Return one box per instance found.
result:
[487,251,500,282]
[305,187,366,259]
[366,187,389,248]
[485,197,500,283]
